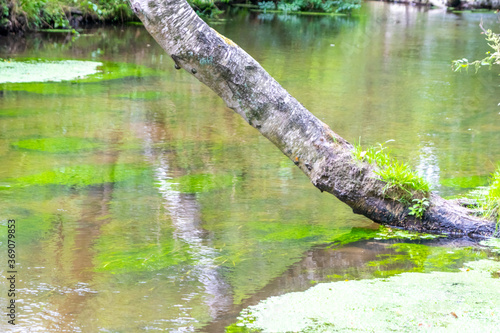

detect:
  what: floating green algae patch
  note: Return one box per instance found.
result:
[373,228,444,240]
[0,60,158,94]
[231,259,500,332]
[481,238,500,253]
[167,173,238,193]
[12,137,102,153]
[0,60,102,83]
[95,241,193,273]
[114,91,164,100]
[11,164,151,187]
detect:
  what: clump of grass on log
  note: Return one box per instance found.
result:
[352,140,430,203]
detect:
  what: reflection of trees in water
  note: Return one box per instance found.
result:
[221,10,357,51]
[138,107,233,325]
[201,236,480,331]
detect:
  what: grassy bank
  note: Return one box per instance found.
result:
[0,0,134,34]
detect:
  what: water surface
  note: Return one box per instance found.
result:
[0,3,499,332]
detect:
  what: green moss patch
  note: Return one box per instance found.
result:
[231,259,500,332]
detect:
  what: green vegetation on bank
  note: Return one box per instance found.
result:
[0,0,134,32]
[0,0,362,33]
[258,0,361,14]
[188,0,225,18]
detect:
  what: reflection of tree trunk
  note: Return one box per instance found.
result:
[156,158,233,318]
[130,0,498,238]
[201,236,476,331]
[201,239,390,331]
[138,112,233,321]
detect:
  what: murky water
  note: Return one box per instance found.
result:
[0,3,499,332]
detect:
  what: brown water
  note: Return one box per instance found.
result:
[0,2,499,332]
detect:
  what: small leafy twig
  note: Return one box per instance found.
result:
[452,21,500,73]
[408,198,430,219]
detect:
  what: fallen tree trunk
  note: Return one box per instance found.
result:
[129,0,499,238]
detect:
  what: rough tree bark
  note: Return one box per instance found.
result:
[129,0,499,238]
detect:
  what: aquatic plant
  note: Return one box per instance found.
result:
[230,259,500,332]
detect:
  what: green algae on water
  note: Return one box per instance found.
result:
[12,137,102,153]
[329,226,443,247]
[0,60,102,83]
[167,173,238,193]
[367,243,488,278]
[11,163,151,187]
[113,91,164,100]
[230,259,500,332]
[0,60,159,95]
[95,241,193,273]
[481,237,500,253]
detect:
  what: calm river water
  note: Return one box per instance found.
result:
[0,2,499,332]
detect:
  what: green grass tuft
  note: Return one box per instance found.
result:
[375,161,430,201]
[454,166,500,226]
[352,139,430,203]
[479,168,499,222]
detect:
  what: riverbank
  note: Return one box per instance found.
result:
[0,0,135,34]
